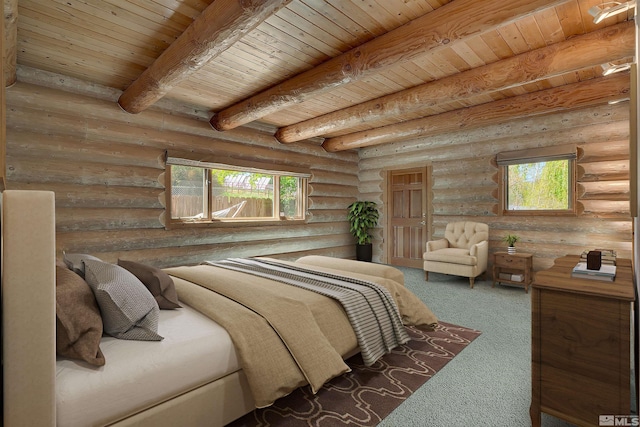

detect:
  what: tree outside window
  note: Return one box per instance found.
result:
[506,160,569,210]
[498,146,576,216]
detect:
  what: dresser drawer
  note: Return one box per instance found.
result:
[495,254,527,268]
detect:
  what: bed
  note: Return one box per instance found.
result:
[2,190,438,426]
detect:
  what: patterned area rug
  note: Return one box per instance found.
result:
[228,322,481,427]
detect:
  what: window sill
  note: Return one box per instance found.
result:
[166,218,308,229]
[502,209,576,217]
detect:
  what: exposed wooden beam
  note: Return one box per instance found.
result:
[277,21,635,144]
[118,0,292,114]
[322,73,630,152]
[209,0,568,131]
[3,0,17,87]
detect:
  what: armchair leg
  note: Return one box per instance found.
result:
[425,271,429,281]
[469,276,475,288]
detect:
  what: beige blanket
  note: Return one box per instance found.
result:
[165,259,437,408]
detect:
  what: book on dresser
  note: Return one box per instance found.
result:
[571,262,616,281]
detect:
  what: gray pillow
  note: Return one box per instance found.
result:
[118,259,181,309]
[83,259,163,341]
[63,253,103,278]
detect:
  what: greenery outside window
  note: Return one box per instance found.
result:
[166,153,309,226]
[497,146,576,216]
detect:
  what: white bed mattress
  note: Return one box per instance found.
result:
[56,304,240,427]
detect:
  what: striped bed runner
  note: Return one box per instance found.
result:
[204,257,410,366]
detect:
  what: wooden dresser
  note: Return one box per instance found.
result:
[530,255,635,427]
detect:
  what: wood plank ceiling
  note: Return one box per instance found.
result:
[6,0,635,151]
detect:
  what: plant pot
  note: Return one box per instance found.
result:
[507,246,516,255]
[356,243,373,262]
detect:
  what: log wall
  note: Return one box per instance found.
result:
[5,67,633,271]
[5,68,360,267]
[359,102,632,271]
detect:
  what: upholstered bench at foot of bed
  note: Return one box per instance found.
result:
[295,255,405,286]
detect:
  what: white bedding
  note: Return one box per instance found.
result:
[56,305,240,427]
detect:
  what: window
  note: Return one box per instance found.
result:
[497,146,576,215]
[166,153,309,225]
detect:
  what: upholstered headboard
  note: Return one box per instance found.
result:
[2,190,57,426]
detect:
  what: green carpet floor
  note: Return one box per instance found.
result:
[378,267,586,427]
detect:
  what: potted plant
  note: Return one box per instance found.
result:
[347,201,380,262]
[503,234,520,254]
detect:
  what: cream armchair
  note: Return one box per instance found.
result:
[423,221,489,288]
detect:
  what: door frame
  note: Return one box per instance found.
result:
[383,164,432,267]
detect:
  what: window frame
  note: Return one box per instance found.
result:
[165,153,310,228]
[497,145,577,217]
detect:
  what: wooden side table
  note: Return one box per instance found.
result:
[530,256,634,427]
[492,252,533,293]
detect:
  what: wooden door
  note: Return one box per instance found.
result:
[386,167,429,268]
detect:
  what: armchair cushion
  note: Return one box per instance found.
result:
[423,248,477,266]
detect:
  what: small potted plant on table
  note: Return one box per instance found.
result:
[503,234,520,254]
